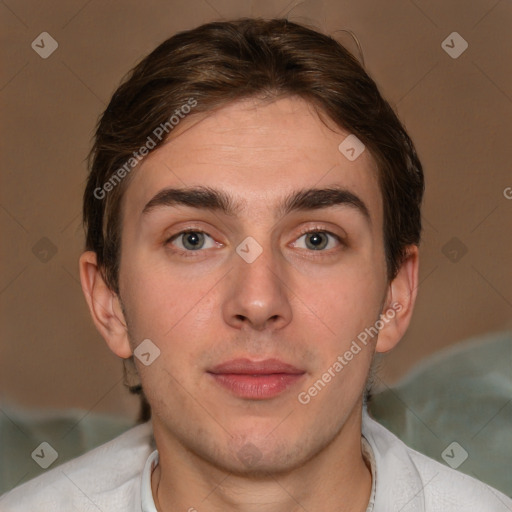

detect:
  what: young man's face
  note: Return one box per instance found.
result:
[81,96,417,474]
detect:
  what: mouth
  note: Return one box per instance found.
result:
[207,358,306,400]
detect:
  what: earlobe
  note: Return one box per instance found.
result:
[78,251,132,359]
[375,245,420,353]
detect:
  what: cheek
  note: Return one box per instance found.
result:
[121,255,219,346]
[292,253,386,389]
[300,259,384,330]
[296,271,379,405]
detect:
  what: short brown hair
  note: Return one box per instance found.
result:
[83,17,424,422]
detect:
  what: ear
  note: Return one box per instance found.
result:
[375,245,419,353]
[78,251,132,358]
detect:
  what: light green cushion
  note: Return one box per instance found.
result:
[369,330,512,497]
[0,406,134,494]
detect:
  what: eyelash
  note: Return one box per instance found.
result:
[165,226,344,258]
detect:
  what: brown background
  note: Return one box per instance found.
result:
[1,0,511,422]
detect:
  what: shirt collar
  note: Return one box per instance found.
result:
[141,449,159,512]
[362,434,377,512]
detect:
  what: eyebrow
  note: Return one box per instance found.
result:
[142,185,371,224]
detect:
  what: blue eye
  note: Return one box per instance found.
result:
[293,231,341,251]
[167,230,216,251]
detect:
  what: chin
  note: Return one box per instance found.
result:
[219,431,307,476]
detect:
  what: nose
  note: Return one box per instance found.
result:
[222,238,293,332]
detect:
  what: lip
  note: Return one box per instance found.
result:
[208,358,305,375]
[207,358,306,399]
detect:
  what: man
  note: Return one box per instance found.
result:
[2,17,510,512]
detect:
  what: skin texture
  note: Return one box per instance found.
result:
[80,96,419,512]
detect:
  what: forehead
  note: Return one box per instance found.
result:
[122,96,382,227]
